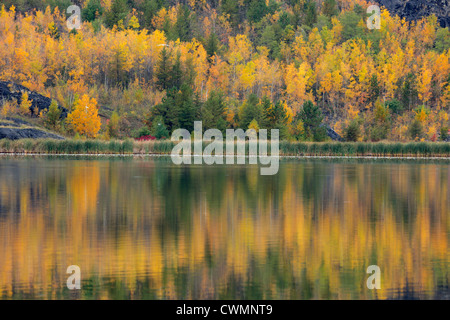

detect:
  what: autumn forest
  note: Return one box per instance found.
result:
[1,0,449,302]
[1,0,450,142]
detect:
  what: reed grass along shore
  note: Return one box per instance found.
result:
[1,139,450,157]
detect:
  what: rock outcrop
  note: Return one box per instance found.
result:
[320,124,344,141]
[0,117,64,141]
[326,126,344,142]
[0,127,64,140]
[375,0,450,27]
[0,81,67,118]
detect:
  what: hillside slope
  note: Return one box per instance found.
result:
[0,118,64,140]
[375,0,450,27]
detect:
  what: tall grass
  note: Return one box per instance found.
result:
[276,141,450,157]
[134,141,175,154]
[0,139,134,154]
[0,139,449,157]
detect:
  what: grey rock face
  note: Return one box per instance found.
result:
[327,127,344,142]
[375,0,450,27]
[0,81,68,118]
[320,124,344,141]
[0,127,64,140]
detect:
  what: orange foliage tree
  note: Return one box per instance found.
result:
[66,94,101,138]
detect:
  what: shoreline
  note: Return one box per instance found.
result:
[1,139,450,158]
[1,153,450,161]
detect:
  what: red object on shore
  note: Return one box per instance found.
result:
[431,133,437,142]
[135,135,156,141]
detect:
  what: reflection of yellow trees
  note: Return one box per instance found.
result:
[64,162,101,270]
[0,159,448,299]
[67,162,100,217]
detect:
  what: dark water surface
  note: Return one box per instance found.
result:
[0,156,448,299]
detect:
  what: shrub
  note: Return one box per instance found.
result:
[369,100,391,141]
[409,120,423,140]
[385,99,403,115]
[42,99,62,131]
[440,126,449,141]
[344,119,361,142]
[298,101,327,142]
[151,116,170,139]
[19,92,32,116]
[134,126,152,138]
[1,100,17,117]
[136,135,156,142]
[107,111,120,138]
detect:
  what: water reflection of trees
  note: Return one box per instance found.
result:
[0,157,448,299]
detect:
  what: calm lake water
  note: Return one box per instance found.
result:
[0,156,448,300]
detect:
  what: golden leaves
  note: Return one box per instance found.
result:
[284,62,314,111]
[66,94,102,138]
[0,2,448,140]
[417,61,432,104]
[227,34,253,66]
[19,91,32,115]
